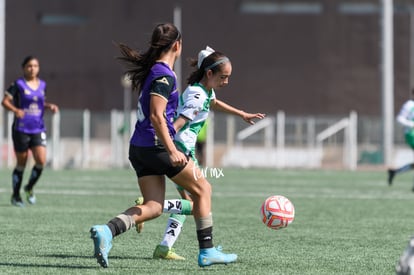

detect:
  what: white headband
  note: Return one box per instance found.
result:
[197,46,215,69]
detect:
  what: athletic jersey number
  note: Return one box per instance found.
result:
[136,101,145,122]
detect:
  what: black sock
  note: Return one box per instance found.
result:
[26,166,43,191]
[107,217,127,237]
[197,226,213,249]
[12,169,23,197]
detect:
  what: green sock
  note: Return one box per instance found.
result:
[171,213,186,223]
[180,199,192,215]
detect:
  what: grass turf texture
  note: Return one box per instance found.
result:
[0,168,413,274]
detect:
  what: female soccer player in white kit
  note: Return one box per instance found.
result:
[148,46,265,260]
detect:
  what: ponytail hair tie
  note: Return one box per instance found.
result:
[197,46,215,68]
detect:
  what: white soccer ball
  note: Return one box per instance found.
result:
[260,195,295,230]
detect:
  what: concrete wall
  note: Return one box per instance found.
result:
[4,0,414,116]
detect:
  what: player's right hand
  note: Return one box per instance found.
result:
[169,150,188,167]
[14,109,25,118]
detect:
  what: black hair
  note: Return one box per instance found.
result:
[116,22,181,93]
[187,51,229,85]
[21,56,38,68]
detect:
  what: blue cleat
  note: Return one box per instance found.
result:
[198,246,237,267]
[90,225,113,268]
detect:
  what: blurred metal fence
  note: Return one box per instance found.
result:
[0,109,404,170]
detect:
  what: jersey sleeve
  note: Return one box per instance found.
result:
[178,88,206,121]
[5,81,18,98]
[397,101,414,128]
[150,75,175,101]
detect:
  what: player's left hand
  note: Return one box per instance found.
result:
[49,104,59,113]
[242,112,266,125]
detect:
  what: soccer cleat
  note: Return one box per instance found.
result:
[11,196,25,207]
[90,225,113,268]
[388,169,396,186]
[24,186,36,204]
[198,246,237,267]
[134,196,144,233]
[153,244,185,260]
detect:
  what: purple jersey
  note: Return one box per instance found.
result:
[6,77,46,134]
[130,62,178,147]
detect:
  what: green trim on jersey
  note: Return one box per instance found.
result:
[178,82,213,112]
[189,120,206,135]
[175,82,214,170]
[198,83,214,113]
[405,129,414,149]
[175,140,197,163]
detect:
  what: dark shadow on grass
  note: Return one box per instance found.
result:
[0,253,156,270]
[41,253,152,260]
[0,262,96,269]
[0,255,240,271]
[0,257,155,270]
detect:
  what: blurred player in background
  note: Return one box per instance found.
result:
[89,23,237,268]
[1,56,59,207]
[142,46,265,260]
[388,89,414,190]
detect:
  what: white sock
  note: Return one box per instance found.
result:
[160,216,184,248]
[163,199,183,214]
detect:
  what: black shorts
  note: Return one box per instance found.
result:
[129,145,188,178]
[12,130,47,152]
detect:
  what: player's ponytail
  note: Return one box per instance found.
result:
[116,23,181,93]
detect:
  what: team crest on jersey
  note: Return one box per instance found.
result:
[24,89,31,95]
[156,77,170,85]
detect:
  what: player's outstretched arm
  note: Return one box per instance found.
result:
[211,99,265,125]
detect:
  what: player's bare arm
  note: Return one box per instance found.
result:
[211,98,265,124]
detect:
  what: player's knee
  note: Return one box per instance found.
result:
[145,201,164,218]
[189,180,211,200]
[200,180,212,194]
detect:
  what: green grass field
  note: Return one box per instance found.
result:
[0,167,413,274]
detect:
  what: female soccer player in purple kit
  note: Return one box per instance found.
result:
[2,56,59,207]
[89,23,237,268]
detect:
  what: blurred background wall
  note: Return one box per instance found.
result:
[4,0,414,115]
[3,0,414,169]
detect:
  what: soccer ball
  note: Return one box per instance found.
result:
[260,195,295,230]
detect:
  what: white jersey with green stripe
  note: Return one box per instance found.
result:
[397,100,414,133]
[175,83,215,158]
